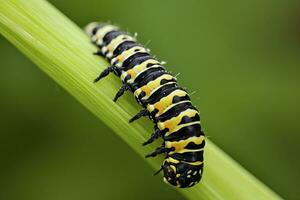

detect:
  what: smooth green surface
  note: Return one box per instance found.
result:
[0,0,299,199]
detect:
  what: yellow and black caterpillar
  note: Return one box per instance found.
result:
[85,23,205,188]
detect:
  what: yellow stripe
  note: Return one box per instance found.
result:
[120,62,161,83]
[103,34,136,58]
[93,25,118,45]
[157,108,198,132]
[170,165,176,173]
[128,60,160,79]
[182,161,203,166]
[134,74,174,97]
[128,64,162,83]
[159,100,191,117]
[165,157,180,164]
[174,148,204,154]
[134,81,174,100]
[111,46,148,67]
[147,90,187,115]
[140,81,177,101]
[165,136,205,152]
[165,121,200,136]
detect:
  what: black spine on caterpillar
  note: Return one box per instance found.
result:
[85,22,205,188]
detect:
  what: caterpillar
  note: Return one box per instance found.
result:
[85,22,205,188]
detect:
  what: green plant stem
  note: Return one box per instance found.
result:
[0,0,282,199]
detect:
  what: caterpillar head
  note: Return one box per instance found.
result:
[84,22,118,45]
[85,22,105,37]
[162,159,203,188]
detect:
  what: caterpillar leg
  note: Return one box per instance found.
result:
[145,145,169,158]
[153,166,163,176]
[94,66,115,82]
[113,83,130,102]
[93,50,104,57]
[143,128,162,146]
[129,109,149,123]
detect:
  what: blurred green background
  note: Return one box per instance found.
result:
[1,0,300,199]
